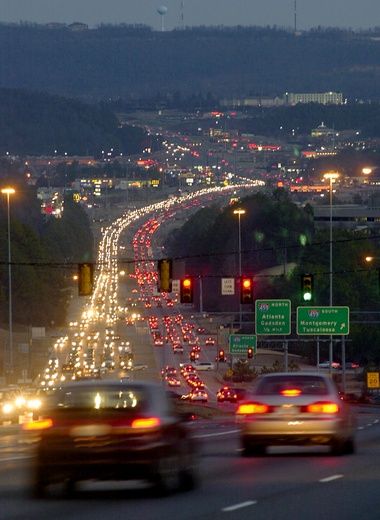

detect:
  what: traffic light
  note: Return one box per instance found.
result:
[301,273,314,302]
[218,349,226,362]
[240,276,253,304]
[180,276,193,304]
[247,347,254,359]
[157,259,172,292]
[78,263,94,296]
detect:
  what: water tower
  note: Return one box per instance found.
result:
[157,5,168,32]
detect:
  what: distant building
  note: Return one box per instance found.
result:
[45,23,67,29]
[221,91,344,109]
[220,96,284,108]
[313,204,380,230]
[68,23,89,32]
[285,91,343,105]
[311,122,336,138]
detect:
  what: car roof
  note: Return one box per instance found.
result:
[257,372,330,379]
[56,380,162,391]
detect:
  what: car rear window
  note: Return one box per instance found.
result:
[255,375,329,396]
[47,385,151,412]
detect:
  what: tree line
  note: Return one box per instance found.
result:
[0,24,380,100]
[0,88,154,156]
[0,184,93,328]
[165,189,380,364]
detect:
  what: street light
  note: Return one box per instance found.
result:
[233,208,246,329]
[1,187,15,380]
[322,172,339,375]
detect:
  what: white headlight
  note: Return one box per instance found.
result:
[2,403,14,414]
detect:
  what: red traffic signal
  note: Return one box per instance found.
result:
[240,276,253,304]
[218,349,226,362]
[180,276,193,303]
[247,347,254,359]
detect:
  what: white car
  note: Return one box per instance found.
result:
[194,362,214,371]
[318,361,341,369]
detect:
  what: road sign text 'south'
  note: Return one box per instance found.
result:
[297,306,349,335]
[255,299,291,335]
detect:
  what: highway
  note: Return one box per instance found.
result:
[0,408,380,519]
[3,184,380,519]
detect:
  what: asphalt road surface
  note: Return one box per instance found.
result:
[1,405,380,520]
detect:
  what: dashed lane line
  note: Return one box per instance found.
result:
[319,474,344,483]
[222,501,257,512]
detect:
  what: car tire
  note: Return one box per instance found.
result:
[241,439,266,457]
[331,436,356,455]
[64,478,77,497]
[344,437,356,455]
[179,450,200,491]
[153,455,181,496]
[32,469,49,499]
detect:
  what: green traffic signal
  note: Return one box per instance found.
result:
[301,273,313,302]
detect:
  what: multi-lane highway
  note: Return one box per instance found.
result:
[2,183,380,519]
[0,409,380,519]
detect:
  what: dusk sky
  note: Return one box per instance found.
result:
[1,0,379,31]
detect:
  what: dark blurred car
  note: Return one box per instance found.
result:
[217,386,237,403]
[233,388,248,402]
[25,381,199,497]
[236,372,356,456]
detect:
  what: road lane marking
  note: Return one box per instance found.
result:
[194,429,239,439]
[0,455,33,462]
[319,474,343,483]
[357,426,364,430]
[222,501,257,512]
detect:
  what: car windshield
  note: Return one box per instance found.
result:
[255,375,329,396]
[47,385,150,412]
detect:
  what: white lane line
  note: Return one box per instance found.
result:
[194,429,239,439]
[357,426,364,430]
[319,474,344,483]
[374,419,379,424]
[222,501,257,512]
[0,455,33,463]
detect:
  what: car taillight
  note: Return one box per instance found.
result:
[131,417,161,429]
[306,402,339,414]
[236,403,270,415]
[281,388,302,397]
[22,418,53,431]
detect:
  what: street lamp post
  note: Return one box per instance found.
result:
[1,187,15,380]
[323,172,339,375]
[233,208,246,329]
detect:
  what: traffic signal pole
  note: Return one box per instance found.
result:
[199,276,203,314]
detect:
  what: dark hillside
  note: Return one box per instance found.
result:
[0,25,379,100]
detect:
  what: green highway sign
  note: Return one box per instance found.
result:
[297,306,350,335]
[229,334,257,355]
[255,299,291,335]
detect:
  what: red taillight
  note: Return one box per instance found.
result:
[281,388,302,397]
[236,403,270,415]
[306,402,339,414]
[131,417,160,429]
[22,418,53,431]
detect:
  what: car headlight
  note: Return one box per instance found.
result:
[27,399,42,410]
[2,403,14,415]
[15,396,26,408]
